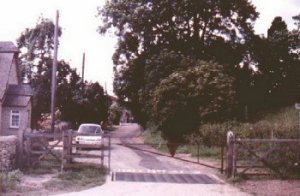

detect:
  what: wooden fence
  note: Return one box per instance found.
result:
[226,131,300,177]
[23,130,111,171]
[61,130,111,171]
[23,132,62,167]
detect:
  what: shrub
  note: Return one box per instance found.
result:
[151,61,236,143]
[0,170,23,192]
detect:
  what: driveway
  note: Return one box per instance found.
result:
[56,123,249,196]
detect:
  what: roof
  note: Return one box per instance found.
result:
[0,53,14,100]
[0,42,20,100]
[0,41,19,53]
[3,95,31,107]
[3,84,33,107]
[5,84,33,96]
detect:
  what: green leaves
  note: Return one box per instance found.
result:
[151,61,235,142]
[17,17,109,128]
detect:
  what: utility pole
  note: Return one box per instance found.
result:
[82,52,85,94]
[51,10,59,133]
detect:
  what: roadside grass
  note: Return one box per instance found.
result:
[142,106,299,162]
[7,166,107,195]
[43,167,107,192]
[3,150,107,195]
[0,170,23,192]
[24,159,60,175]
[142,129,221,160]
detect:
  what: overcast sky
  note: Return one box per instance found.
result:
[0,0,299,95]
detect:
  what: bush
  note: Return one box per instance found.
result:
[108,103,123,125]
[192,107,298,147]
[151,61,236,143]
[0,170,23,192]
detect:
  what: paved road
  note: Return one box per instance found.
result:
[56,124,249,196]
[109,123,201,172]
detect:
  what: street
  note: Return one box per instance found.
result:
[57,124,249,196]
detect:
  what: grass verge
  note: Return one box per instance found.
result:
[142,129,221,160]
[0,170,23,192]
[44,167,107,192]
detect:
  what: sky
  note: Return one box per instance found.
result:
[0,0,299,95]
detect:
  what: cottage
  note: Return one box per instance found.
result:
[0,41,33,136]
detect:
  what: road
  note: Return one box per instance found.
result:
[109,123,218,172]
[57,124,249,196]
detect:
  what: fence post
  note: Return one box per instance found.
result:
[67,130,72,163]
[108,134,111,172]
[100,135,104,167]
[16,128,24,169]
[226,131,235,177]
[221,146,224,174]
[197,143,200,163]
[61,130,65,172]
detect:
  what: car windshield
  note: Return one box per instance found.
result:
[78,125,102,134]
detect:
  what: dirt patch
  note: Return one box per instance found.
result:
[233,179,300,196]
[5,174,61,196]
[20,174,56,189]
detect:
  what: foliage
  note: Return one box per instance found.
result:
[17,17,61,127]
[108,102,123,125]
[188,106,298,148]
[99,1,299,143]
[43,167,106,191]
[58,81,109,128]
[98,0,258,129]
[237,15,300,116]
[0,170,23,192]
[152,61,235,142]
[17,17,62,82]
[142,125,221,159]
[17,16,110,128]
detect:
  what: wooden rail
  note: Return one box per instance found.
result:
[226,131,300,178]
[61,130,111,171]
[22,130,111,171]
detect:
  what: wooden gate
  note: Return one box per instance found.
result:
[226,131,300,177]
[23,130,111,171]
[61,130,111,171]
[23,132,62,167]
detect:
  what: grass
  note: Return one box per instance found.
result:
[5,166,107,195]
[3,150,108,195]
[142,128,221,159]
[43,167,107,192]
[0,170,23,192]
[142,106,299,161]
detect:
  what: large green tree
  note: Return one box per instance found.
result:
[152,61,235,142]
[17,17,63,126]
[17,17,110,128]
[98,0,258,127]
[244,16,300,111]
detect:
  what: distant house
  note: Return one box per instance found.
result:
[0,41,33,136]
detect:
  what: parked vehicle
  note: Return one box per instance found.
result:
[75,123,103,149]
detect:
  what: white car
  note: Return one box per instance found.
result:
[75,123,104,149]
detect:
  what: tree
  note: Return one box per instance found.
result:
[252,16,300,108]
[98,0,258,127]
[151,61,235,142]
[108,102,123,125]
[17,17,62,82]
[17,17,110,128]
[17,17,63,127]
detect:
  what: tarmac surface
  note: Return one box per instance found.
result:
[56,123,249,196]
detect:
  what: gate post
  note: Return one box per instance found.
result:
[67,130,72,163]
[61,130,66,171]
[16,128,24,169]
[226,131,235,177]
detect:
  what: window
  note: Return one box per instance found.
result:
[10,110,20,128]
